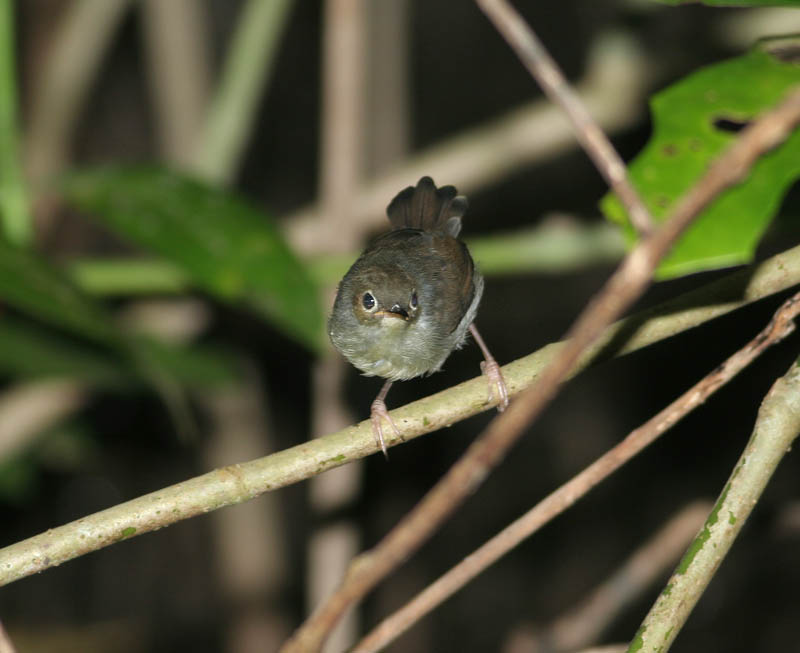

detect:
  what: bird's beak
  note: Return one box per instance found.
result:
[375,305,409,320]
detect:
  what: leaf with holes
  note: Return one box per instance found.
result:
[63,167,323,352]
[601,38,800,279]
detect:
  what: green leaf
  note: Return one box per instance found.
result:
[653,1,800,6]
[0,238,120,346]
[63,166,323,351]
[0,319,129,386]
[601,38,800,279]
[0,317,238,389]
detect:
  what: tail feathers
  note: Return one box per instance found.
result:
[386,176,468,237]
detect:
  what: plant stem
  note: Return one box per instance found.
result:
[191,0,295,185]
[0,0,31,245]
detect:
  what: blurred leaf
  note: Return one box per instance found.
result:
[601,39,800,279]
[0,456,38,504]
[133,337,240,389]
[63,166,323,351]
[0,237,120,346]
[654,0,800,6]
[0,318,238,389]
[0,319,129,386]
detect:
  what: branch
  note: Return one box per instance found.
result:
[477,0,654,235]
[353,292,800,652]
[2,242,799,587]
[280,65,800,653]
[629,357,800,652]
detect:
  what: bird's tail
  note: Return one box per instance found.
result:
[386,176,468,237]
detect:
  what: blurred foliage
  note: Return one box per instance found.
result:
[602,39,800,279]
[63,166,323,352]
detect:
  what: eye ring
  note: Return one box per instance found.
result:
[409,291,418,310]
[362,291,377,312]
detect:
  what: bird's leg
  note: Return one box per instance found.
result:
[469,323,509,411]
[370,379,400,459]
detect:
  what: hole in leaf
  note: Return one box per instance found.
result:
[713,117,750,133]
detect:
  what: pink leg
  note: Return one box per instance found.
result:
[469,323,509,411]
[370,379,400,458]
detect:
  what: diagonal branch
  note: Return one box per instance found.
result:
[279,62,800,653]
[353,291,800,652]
[629,355,800,652]
[477,0,654,236]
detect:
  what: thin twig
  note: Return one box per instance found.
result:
[2,242,799,587]
[630,357,800,651]
[477,0,654,236]
[354,292,800,652]
[279,85,800,652]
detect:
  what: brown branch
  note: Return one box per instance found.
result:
[279,46,800,653]
[476,0,654,236]
[355,290,800,652]
[357,293,800,651]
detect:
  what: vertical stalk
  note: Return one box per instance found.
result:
[0,0,30,246]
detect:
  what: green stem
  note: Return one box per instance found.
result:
[628,359,800,652]
[0,0,31,245]
[191,0,296,184]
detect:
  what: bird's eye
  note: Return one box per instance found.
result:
[362,291,376,311]
[410,291,418,309]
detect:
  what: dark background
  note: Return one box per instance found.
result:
[2,1,800,652]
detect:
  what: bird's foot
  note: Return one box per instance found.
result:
[481,359,509,412]
[370,397,401,459]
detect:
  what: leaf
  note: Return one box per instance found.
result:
[63,167,323,351]
[0,318,238,389]
[654,0,800,6]
[0,319,129,386]
[0,238,120,346]
[601,38,800,279]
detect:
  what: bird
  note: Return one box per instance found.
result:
[328,176,509,457]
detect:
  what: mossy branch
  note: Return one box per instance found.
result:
[628,358,800,652]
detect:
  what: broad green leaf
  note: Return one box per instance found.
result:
[63,167,323,351]
[601,39,800,279]
[654,1,800,6]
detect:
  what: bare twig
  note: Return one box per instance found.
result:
[630,357,800,651]
[477,0,654,236]
[354,292,800,652]
[280,71,800,653]
[1,238,800,589]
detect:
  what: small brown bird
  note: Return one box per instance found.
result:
[328,177,509,456]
